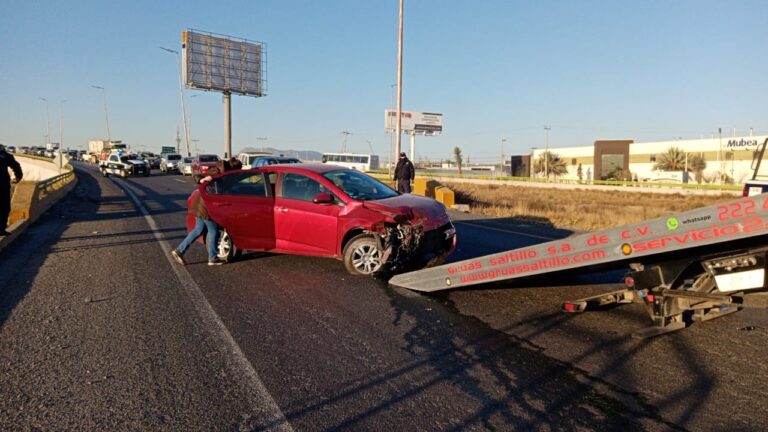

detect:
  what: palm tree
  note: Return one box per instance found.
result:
[653,147,686,171]
[453,147,463,174]
[534,151,568,179]
[688,153,707,183]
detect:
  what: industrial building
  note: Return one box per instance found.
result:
[510,135,767,184]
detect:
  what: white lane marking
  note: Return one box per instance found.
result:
[115,180,293,431]
[457,220,559,241]
[174,178,187,183]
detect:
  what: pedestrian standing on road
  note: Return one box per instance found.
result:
[393,152,415,193]
[171,164,225,266]
[0,144,23,236]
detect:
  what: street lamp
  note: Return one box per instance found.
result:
[91,85,111,142]
[59,99,67,150]
[39,97,50,145]
[188,94,199,149]
[500,138,506,176]
[160,46,190,157]
[256,137,267,153]
[543,125,551,180]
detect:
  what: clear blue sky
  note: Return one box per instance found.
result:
[1,0,766,164]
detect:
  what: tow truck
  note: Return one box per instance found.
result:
[390,138,768,337]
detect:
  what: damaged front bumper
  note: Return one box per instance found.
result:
[375,222,457,272]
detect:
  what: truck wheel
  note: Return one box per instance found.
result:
[343,234,384,276]
[216,228,239,262]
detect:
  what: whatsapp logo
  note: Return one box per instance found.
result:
[666,217,679,231]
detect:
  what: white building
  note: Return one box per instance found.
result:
[527,135,767,184]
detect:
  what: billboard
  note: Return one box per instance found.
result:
[385,110,443,135]
[182,30,266,97]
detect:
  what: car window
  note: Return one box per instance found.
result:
[206,171,269,197]
[168,154,181,161]
[280,173,330,202]
[323,170,398,201]
[198,155,218,162]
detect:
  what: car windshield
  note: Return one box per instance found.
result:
[323,169,398,201]
[199,155,218,162]
[120,155,136,163]
[167,155,181,161]
[183,157,194,163]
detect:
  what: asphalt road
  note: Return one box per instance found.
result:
[1,162,767,431]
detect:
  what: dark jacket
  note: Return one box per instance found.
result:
[0,149,23,185]
[394,157,415,181]
[189,165,223,220]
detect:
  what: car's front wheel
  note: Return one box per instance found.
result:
[216,228,239,262]
[343,235,385,276]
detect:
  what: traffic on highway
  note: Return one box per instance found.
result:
[2,160,768,430]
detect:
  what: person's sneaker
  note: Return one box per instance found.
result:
[208,258,225,266]
[171,249,186,266]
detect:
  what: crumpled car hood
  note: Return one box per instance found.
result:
[363,194,450,230]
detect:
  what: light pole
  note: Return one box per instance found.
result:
[543,125,551,180]
[59,99,67,150]
[91,85,111,142]
[160,46,190,157]
[395,0,404,158]
[500,138,506,176]
[530,147,537,177]
[39,97,51,146]
[256,137,267,153]
[717,127,722,184]
[188,94,199,151]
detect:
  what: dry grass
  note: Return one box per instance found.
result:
[445,182,737,231]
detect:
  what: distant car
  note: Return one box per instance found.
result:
[139,152,161,169]
[160,153,183,173]
[192,154,220,183]
[237,151,273,169]
[188,163,456,275]
[178,157,195,176]
[250,155,302,169]
[6,146,15,153]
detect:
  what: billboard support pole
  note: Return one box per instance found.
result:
[224,91,232,159]
[410,131,415,162]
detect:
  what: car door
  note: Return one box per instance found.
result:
[274,172,340,256]
[202,171,276,251]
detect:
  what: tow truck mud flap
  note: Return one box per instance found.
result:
[389,192,768,292]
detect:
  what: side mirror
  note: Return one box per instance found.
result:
[312,193,334,204]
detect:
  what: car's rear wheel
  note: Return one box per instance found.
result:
[343,235,384,276]
[216,228,239,262]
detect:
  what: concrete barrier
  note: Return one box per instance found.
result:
[1,157,76,253]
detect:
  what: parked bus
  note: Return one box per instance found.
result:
[321,153,380,171]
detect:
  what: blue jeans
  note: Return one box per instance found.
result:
[176,217,218,261]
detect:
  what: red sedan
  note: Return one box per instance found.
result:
[187,164,456,275]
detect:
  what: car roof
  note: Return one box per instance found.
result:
[260,163,347,174]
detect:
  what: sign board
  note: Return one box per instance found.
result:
[385,110,443,135]
[182,30,266,97]
[161,146,176,154]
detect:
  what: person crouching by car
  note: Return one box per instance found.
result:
[171,164,225,266]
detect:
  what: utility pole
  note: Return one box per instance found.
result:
[544,125,551,180]
[341,131,351,153]
[395,0,404,157]
[256,137,267,153]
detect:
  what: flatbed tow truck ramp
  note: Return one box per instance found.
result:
[389,192,768,337]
